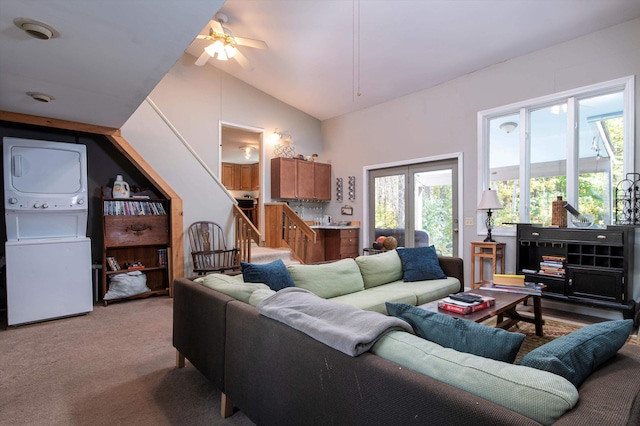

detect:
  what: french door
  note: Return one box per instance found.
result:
[368,159,459,256]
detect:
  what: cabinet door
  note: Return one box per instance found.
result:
[567,267,624,303]
[251,163,259,190]
[271,158,297,199]
[222,163,236,189]
[296,160,315,199]
[239,165,252,190]
[314,162,332,200]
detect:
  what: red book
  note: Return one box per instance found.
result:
[437,297,495,314]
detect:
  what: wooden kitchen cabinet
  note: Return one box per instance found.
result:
[223,162,259,191]
[221,162,237,190]
[271,157,331,200]
[239,164,253,190]
[324,228,359,261]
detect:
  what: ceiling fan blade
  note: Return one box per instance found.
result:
[195,50,211,66]
[234,37,268,50]
[233,49,253,71]
[210,19,224,34]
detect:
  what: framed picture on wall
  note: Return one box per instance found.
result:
[341,206,353,216]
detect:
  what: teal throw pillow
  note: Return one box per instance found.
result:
[518,319,632,388]
[386,302,525,363]
[396,246,446,282]
[241,259,295,291]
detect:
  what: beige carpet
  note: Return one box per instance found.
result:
[0,297,254,426]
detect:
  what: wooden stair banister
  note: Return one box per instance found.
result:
[264,203,316,263]
[232,204,261,263]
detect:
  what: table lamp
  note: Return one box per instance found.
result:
[478,188,504,242]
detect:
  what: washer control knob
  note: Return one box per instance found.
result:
[77,198,85,205]
[33,203,40,208]
[8,198,17,204]
[42,203,49,209]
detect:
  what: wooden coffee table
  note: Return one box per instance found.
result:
[417,290,544,336]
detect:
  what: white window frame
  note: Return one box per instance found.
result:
[477,76,635,237]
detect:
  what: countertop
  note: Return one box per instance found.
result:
[310,225,360,230]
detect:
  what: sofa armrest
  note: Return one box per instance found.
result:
[173,277,233,391]
[438,256,464,291]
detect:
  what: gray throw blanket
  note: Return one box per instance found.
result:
[256,287,413,357]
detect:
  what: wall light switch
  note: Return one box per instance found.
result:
[465,217,473,226]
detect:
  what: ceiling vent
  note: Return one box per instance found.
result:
[14,18,60,40]
[27,92,55,103]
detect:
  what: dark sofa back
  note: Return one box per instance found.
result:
[224,300,537,426]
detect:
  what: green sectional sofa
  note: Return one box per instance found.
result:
[172,252,640,425]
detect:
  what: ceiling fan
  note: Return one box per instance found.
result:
[195,13,268,70]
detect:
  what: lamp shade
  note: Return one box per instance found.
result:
[478,189,503,210]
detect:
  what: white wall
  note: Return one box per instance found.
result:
[321,18,640,291]
[122,54,322,274]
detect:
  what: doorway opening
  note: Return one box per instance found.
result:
[219,122,264,237]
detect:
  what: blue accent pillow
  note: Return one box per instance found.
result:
[386,302,525,363]
[241,259,295,291]
[518,319,632,388]
[396,246,446,282]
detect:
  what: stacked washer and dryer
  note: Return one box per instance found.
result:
[3,137,93,326]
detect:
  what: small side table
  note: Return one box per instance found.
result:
[471,242,505,289]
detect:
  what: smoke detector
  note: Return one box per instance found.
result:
[14,18,60,40]
[27,92,55,103]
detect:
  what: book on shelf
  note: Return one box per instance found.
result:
[480,282,545,295]
[106,256,121,271]
[437,296,495,315]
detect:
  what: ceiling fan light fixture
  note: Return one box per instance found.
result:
[14,18,60,40]
[240,145,257,159]
[224,44,237,59]
[499,121,518,134]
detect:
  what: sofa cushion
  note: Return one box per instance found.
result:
[194,273,270,304]
[386,302,524,363]
[354,250,403,288]
[287,258,365,299]
[372,278,461,305]
[248,288,277,306]
[372,331,578,425]
[518,319,633,388]
[241,259,295,291]
[396,246,446,282]
[331,289,417,314]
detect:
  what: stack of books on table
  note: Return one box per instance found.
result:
[480,274,545,295]
[538,255,565,278]
[438,293,496,315]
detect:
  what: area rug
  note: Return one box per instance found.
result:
[483,318,640,363]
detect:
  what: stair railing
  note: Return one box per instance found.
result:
[264,202,316,263]
[232,204,261,263]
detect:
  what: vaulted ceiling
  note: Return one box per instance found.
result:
[2,0,640,128]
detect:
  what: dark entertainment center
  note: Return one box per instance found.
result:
[516,224,637,322]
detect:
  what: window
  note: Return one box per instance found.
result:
[478,77,634,235]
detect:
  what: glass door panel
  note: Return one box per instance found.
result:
[372,172,406,244]
[413,168,455,256]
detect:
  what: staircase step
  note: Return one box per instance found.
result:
[250,246,299,265]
